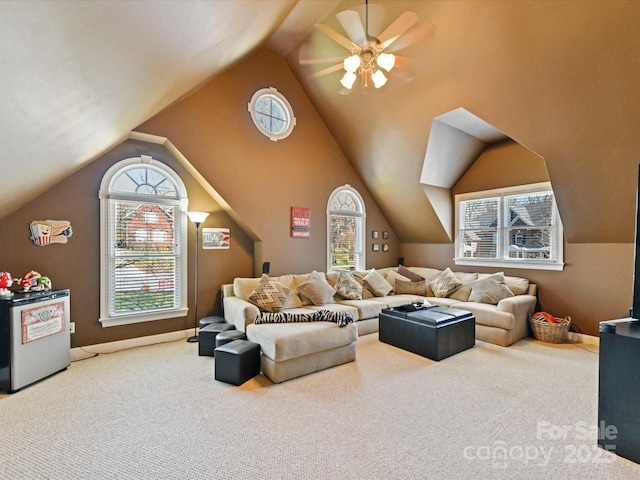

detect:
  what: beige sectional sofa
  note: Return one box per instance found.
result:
[222,266,538,347]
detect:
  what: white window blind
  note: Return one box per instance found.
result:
[100,157,188,327]
[455,184,563,271]
[327,186,366,271]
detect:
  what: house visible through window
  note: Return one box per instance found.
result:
[327,185,366,271]
[455,183,563,271]
[99,156,189,327]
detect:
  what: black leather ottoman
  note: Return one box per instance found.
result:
[214,340,260,386]
[199,316,226,329]
[215,329,247,351]
[198,323,235,357]
[379,306,475,361]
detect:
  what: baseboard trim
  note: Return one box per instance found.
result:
[71,329,192,362]
[567,331,599,346]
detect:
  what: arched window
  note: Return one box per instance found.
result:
[99,155,188,327]
[327,185,366,271]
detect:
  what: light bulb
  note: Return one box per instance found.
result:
[377,53,395,72]
[371,70,388,88]
[340,71,357,89]
[343,54,361,73]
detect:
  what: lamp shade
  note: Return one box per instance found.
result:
[340,71,357,89]
[343,54,361,73]
[376,53,395,72]
[187,211,209,224]
[371,70,388,88]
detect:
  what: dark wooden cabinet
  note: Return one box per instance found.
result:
[598,318,640,464]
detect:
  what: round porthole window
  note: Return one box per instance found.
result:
[248,87,296,141]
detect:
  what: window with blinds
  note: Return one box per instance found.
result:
[327,186,366,271]
[455,183,564,271]
[99,156,189,327]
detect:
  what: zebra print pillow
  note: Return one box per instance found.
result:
[255,310,354,327]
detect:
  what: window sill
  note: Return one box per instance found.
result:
[99,307,189,327]
[454,258,564,272]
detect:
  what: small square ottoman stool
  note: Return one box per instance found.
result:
[215,329,247,352]
[198,323,235,357]
[199,316,226,329]
[214,340,261,386]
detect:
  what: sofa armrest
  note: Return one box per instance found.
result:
[222,296,259,332]
[497,294,537,317]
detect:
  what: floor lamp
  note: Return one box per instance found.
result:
[186,211,209,343]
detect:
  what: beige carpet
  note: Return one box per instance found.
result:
[1,333,639,479]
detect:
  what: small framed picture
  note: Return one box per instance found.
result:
[372,243,379,252]
[382,243,389,252]
[382,231,389,240]
[372,230,379,239]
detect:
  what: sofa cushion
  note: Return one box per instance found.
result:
[447,272,478,301]
[247,321,358,362]
[469,273,515,304]
[398,265,425,282]
[430,267,462,298]
[297,271,336,306]
[364,268,393,297]
[233,277,261,301]
[452,302,515,330]
[248,275,293,313]
[386,269,411,290]
[335,271,363,300]
[273,274,303,308]
[336,298,384,319]
[504,275,530,296]
[395,279,427,296]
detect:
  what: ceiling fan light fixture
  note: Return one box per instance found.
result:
[340,71,357,89]
[344,54,361,73]
[377,52,395,72]
[371,69,388,88]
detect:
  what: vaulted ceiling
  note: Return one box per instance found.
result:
[2,1,639,243]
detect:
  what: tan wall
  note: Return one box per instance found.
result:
[137,49,399,275]
[0,139,255,347]
[0,49,398,348]
[401,141,634,336]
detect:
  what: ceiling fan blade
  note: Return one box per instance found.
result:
[385,21,435,53]
[300,56,346,66]
[336,9,366,46]
[308,62,344,80]
[316,23,358,51]
[378,11,419,50]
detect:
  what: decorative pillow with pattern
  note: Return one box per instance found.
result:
[398,265,425,283]
[386,269,411,290]
[297,271,336,306]
[429,267,463,298]
[395,279,427,296]
[335,271,363,300]
[364,268,393,297]
[248,274,293,312]
[255,310,354,327]
[469,273,515,304]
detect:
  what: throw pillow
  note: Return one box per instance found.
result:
[395,279,427,296]
[297,271,336,306]
[248,274,293,313]
[335,271,363,300]
[429,267,463,298]
[469,273,515,304]
[398,265,425,282]
[386,269,412,290]
[364,268,393,297]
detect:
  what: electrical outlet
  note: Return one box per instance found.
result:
[70,322,75,334]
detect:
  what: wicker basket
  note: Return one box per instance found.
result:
[529,315,571,343]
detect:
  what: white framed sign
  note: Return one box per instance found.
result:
[202,228,230,249]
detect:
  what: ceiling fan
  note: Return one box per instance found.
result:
[302,0,419,90]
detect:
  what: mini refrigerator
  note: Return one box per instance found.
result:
[0,289,70,393]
